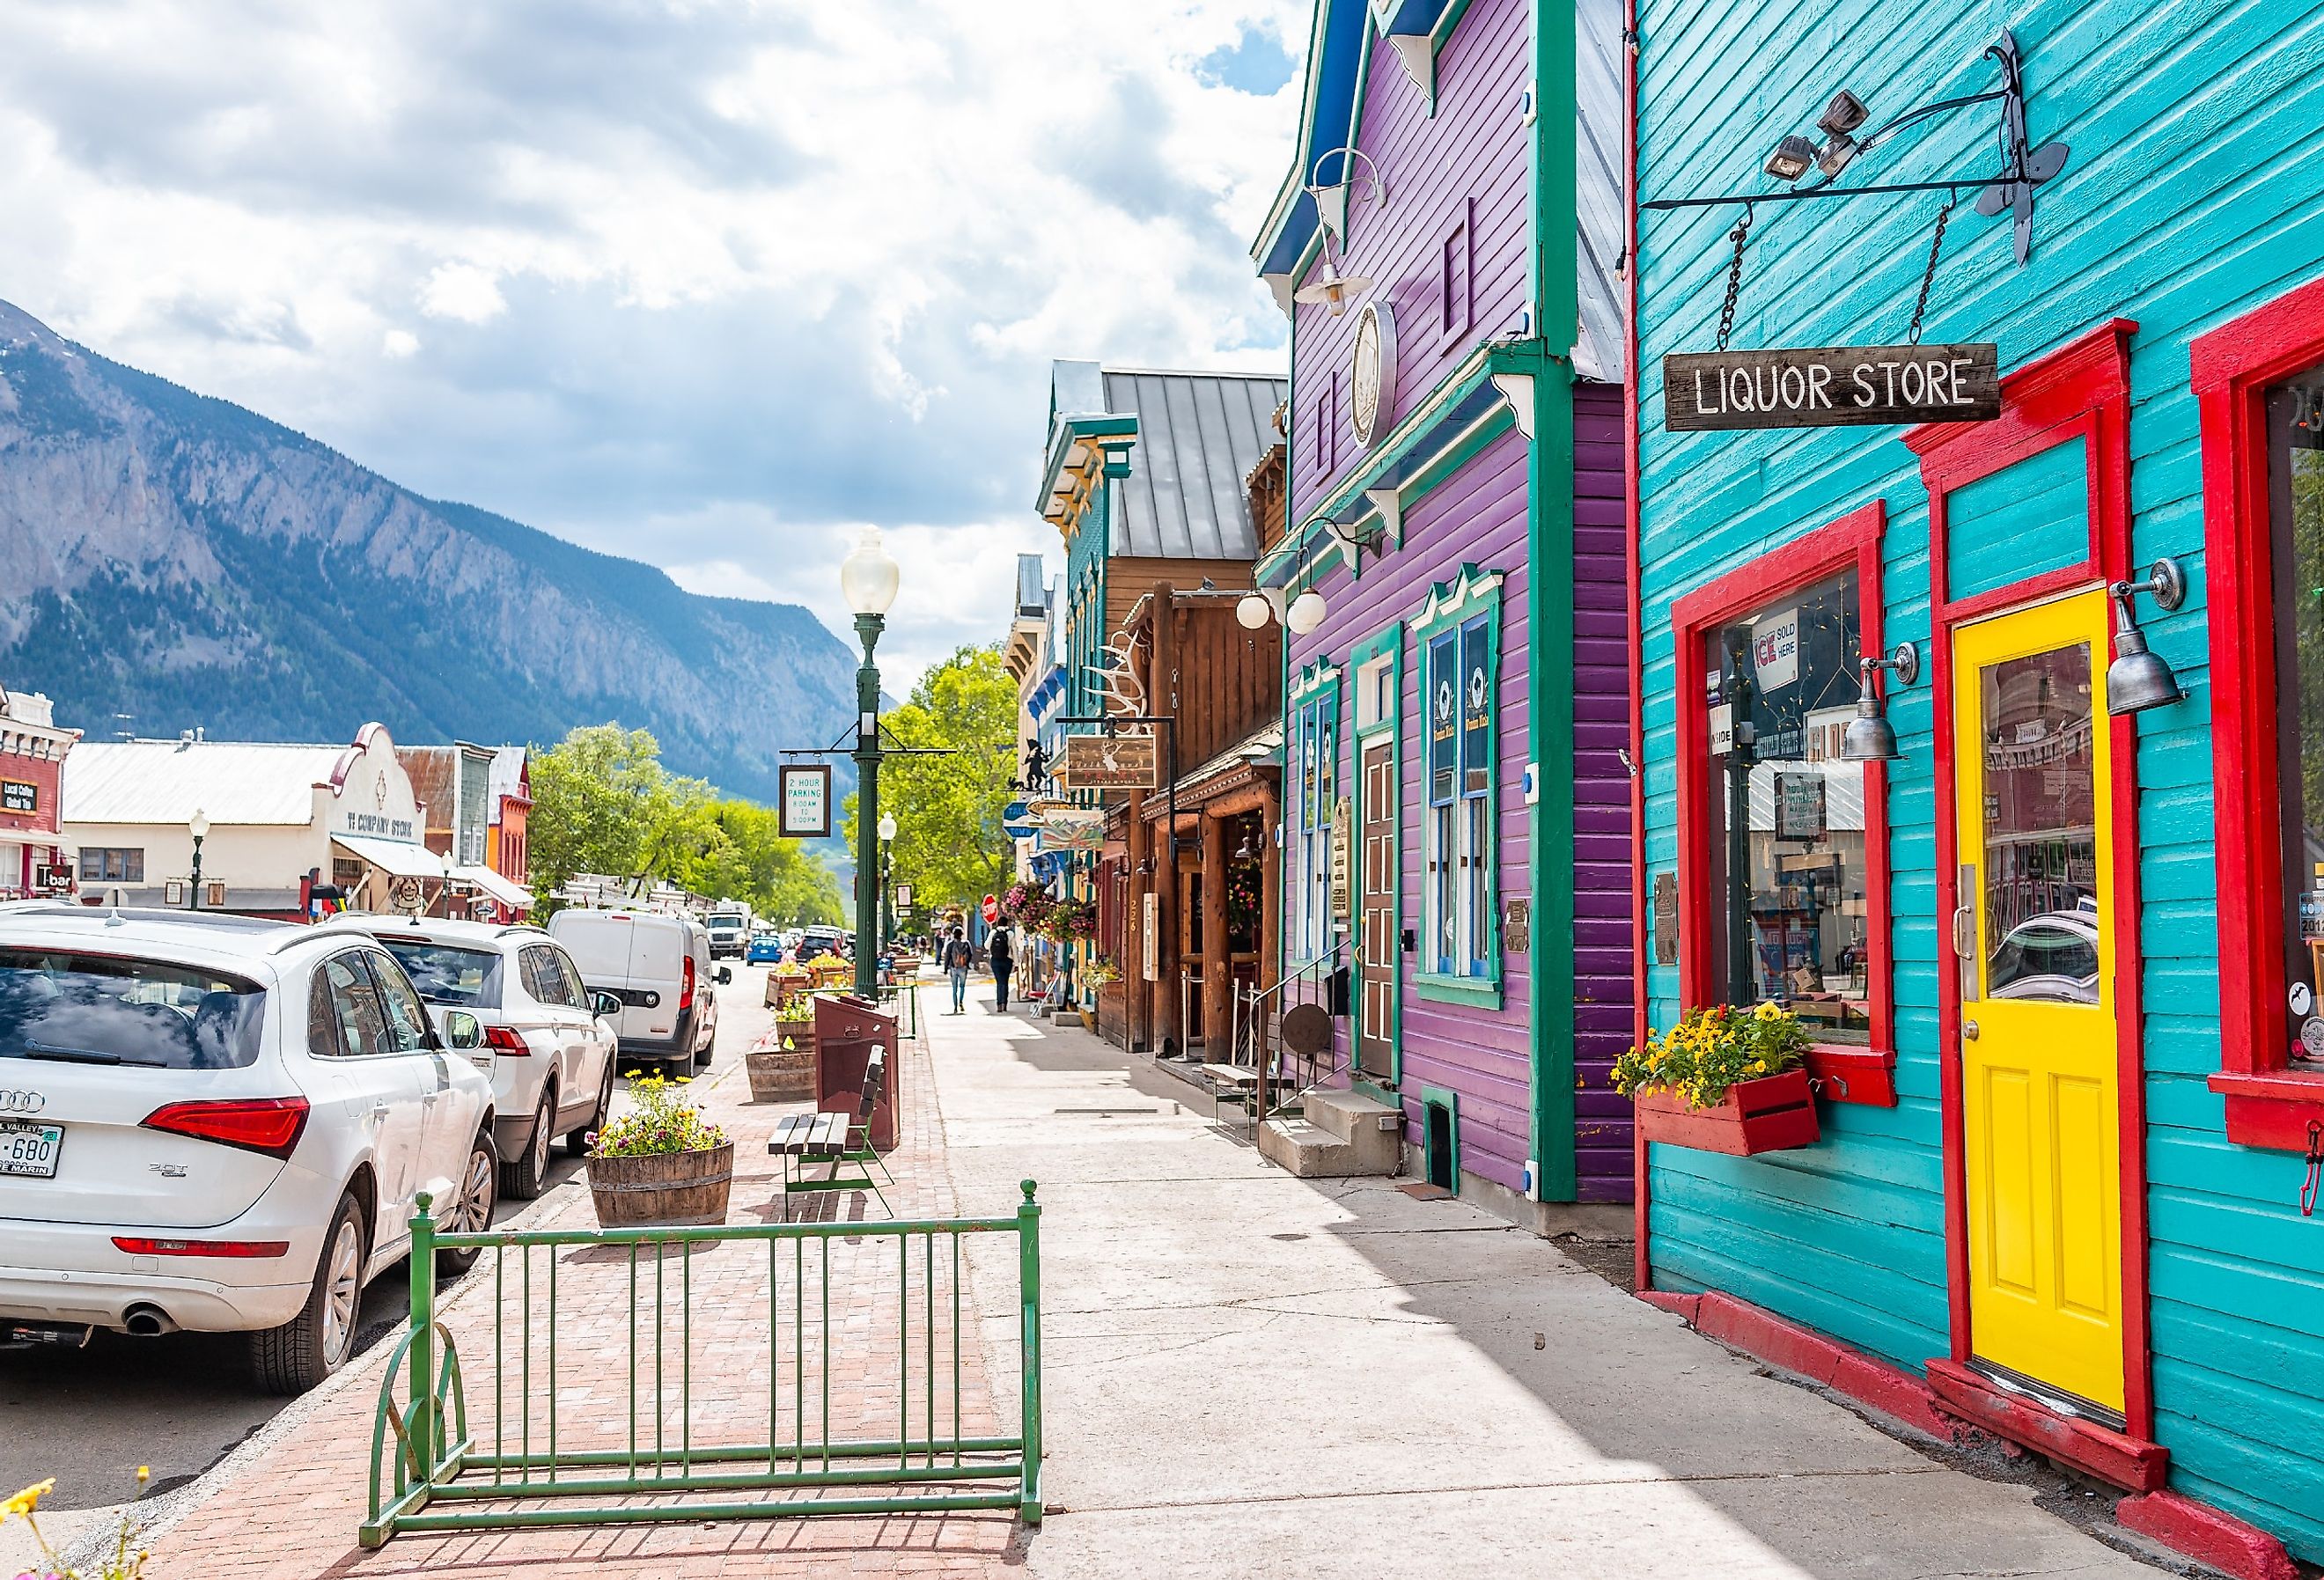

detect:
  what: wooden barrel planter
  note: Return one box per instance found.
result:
[586,1141,734,1227]
[746,1029,817,1102]
[1632,1068,1820,1157]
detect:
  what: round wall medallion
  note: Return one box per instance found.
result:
[1350,300,1396,447]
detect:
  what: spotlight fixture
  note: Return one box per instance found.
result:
[1817,89,1870,138]
[2105,557,2189,716]
[1840,641,1922,762]
[1764,135,1817,183]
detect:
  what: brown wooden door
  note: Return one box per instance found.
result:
[1357,739,1397,1080]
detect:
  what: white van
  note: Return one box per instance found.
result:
[548,909,724,1075]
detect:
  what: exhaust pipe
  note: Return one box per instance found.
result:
[122,1304,176,1337]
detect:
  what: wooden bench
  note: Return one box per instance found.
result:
[765,1053,893,1219]
[1198,1063,1261,1126]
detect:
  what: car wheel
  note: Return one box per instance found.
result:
[251,1190,365,1394]
[436,1133,497,1275]
[501,1088,554,1200]
[565,1060,614,1156]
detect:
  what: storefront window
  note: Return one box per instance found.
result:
[1290,677,1340,962]
[1415,572,1501,999]
[1702,568,1875,1044]
[2269,359,2324,1065]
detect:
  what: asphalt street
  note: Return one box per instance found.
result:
[0,958,779,1575]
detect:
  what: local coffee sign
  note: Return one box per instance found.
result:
[1664,342,2000,432]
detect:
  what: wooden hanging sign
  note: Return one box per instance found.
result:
[1664,342,2000,431]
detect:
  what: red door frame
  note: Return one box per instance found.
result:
[2193,272,2324,1149]
[1668,500,1900,1105]
[1906,319,2163,1477]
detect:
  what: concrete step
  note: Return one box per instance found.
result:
[1256,1107,1401,1179]
[1300,1089,1404,1173]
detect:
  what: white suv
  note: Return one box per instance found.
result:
[360,918,617,1199]
[0,904,497,1393]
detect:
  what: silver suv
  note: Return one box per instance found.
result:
[355,919,618,1199]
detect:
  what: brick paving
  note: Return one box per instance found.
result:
[143,984,1028,1579]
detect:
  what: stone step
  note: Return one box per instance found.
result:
[1256,1110,1401,1179]
[1301,1089,1404,1173]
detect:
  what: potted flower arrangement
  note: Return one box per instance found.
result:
[1003,881,1055,933]
[805,951,851,988]
[1082,956,1121,988]
[585,1072,733,1226]
[1613,1002,1820,1156]
[746,996,820,1102]
[1039,897,1099,944]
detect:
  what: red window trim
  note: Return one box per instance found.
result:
[1670,499,1898,1106]
[1908,317,2157,1451]
[2193,271,2324,1150]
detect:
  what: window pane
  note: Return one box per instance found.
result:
[364,952,435,1054]
[2270,361,2324,1063]
[381,938,504,1009]
[1978,644,2100,1003]
[1427,632,1458,805]
[1433,805,1455,974]
[0,949,265,1069]
[1460,616,1491,796]
[327,953,392,1057]
[1467,796,1490,973]
[1703,567,1874,1042]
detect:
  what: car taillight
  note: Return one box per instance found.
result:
[112,1237,290,1259]
[483,1025,530,1055]
[140,1098,311,1161]
[680,953,695,1011]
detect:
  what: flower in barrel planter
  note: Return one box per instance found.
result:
[1613,1003,1821,1156]
[1082,956,1120,988]
[585,1072,734,1226]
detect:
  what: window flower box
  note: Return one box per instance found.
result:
[1633,1067,1821,1157]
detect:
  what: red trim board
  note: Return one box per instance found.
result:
[1668,500,1901,1104]
[2192,270,2324,1149]
[1905,319,2159,1445]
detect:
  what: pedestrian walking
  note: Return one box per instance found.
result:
[943,926,972,1014]
[989,921,1015,1011]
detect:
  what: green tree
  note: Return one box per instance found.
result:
[846,644,1018,914]
[529,724,842,922]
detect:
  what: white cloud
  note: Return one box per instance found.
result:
[0,0,1303,685]
[418,262,507,324]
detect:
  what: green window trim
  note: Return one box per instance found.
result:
[1419,1084,1460,1193]
[1288,658,1346,963]
[1414,564,1504,994]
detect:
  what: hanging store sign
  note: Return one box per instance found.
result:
[1060,732,1158,790]
[1036,809,1107,853]
[1328,796,1353,921]
[1,780,36,814]
[777,764,832,840]
[1664,342,2001,432]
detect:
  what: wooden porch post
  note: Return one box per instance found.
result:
[1260,783,1281,997]
[1127,793,1151,1051]
[1202,807,1229,1053]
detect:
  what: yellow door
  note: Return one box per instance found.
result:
[1951,588,2126,1418]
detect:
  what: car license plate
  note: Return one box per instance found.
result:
[0,1120,63,1179]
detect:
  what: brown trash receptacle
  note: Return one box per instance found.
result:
[812,993,898,1151]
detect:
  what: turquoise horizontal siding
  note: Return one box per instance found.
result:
[1636,0,2324,1559]
[1943,437,2088,602]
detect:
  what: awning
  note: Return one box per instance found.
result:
[332,834,449,881]
[452,864,533,909]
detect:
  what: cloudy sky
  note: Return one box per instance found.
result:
[0,0,1305,686]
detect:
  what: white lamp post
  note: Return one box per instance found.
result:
[842,528,901,996]
[188,808,210,910]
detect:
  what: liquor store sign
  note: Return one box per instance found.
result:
[1665,342,2000,432]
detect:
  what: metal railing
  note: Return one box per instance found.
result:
[363,1180,1043,1545]
[1243,940,1350,1131]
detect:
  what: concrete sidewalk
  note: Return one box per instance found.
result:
[932,1001,2171,1580]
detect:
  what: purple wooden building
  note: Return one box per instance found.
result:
[1247,0,1631,1223]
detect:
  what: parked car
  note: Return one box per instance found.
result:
[745,931,786,965]
[0,903,497,1393]
[548,909,721,1076]
[1989,908,2102,1003]
[357,918,618,1199]
[794,927,846,964]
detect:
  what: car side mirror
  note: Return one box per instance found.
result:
[591,989,623,1020]
[439,1009,484,1051]
[715,966,733,987]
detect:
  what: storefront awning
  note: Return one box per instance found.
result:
[452,864,533,909]
[333,834,448,880]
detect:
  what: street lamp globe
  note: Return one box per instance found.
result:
[839,527,901,617]
[878,813,898,842]
[1285,590,1328,635]
[188,808,210,841]
[1235,592,1273,629]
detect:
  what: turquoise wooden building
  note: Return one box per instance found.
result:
[1629,3,2324,1574]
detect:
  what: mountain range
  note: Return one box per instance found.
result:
[0,298,857,804]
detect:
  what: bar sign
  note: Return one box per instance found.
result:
[1664,342,2001,431]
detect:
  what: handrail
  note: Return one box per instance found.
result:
[1239,937,1352,1134]
[1247,938,1349,1010]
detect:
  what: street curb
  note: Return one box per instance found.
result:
[57,1149,607,1572]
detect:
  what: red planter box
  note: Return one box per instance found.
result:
[1634,1067,1820,1156]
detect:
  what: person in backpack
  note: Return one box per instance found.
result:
[943,926,972,1014]
[989,920,1016,1012]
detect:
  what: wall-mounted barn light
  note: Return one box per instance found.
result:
[1841,642,1922,762]
[2106,558,2189,716]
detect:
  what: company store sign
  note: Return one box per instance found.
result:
[1665,342,2001,431]
[341,808,417,841]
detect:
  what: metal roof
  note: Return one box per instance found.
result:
[1576,0,1627,381]
[1100,368,1288,561]
[63,739,353,826]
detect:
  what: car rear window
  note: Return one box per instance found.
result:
[378,939,505,1009]
[0,949,266,1069]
